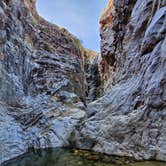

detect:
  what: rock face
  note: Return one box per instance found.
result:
[73,0,166,161]
[83,50,103,103]
[0,0,96,164]
[0,0,166,164]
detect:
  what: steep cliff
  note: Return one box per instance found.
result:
[73,0,166,161]
[0,0,98,164]
[0,0,166,164]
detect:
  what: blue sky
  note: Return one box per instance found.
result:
[36,0,107,51]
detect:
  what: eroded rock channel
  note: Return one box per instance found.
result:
[0,0,166,165]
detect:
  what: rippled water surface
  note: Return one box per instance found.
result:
[2,148,165,166]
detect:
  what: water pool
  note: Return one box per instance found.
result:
[2,148,165,166]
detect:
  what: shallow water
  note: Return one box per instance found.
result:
[2,148,165,166]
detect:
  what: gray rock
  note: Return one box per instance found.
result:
[0,0,88,164]
[0,0,166,164]
[73,0,166,162]
[0,30,7,44]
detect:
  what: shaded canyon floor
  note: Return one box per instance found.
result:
[2,148,165,166]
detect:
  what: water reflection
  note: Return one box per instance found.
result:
[2,148,165,166]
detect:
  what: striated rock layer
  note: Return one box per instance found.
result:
[73,0,166,161]
[0,0,98,164]
[0,0,166,164]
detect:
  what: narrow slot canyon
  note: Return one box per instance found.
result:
[0,0,166,165]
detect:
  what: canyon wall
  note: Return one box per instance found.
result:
[0,0,166,164]
[0,0,98,164]
[73,0,166,161]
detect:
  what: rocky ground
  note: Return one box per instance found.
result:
[0,0,166,164]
